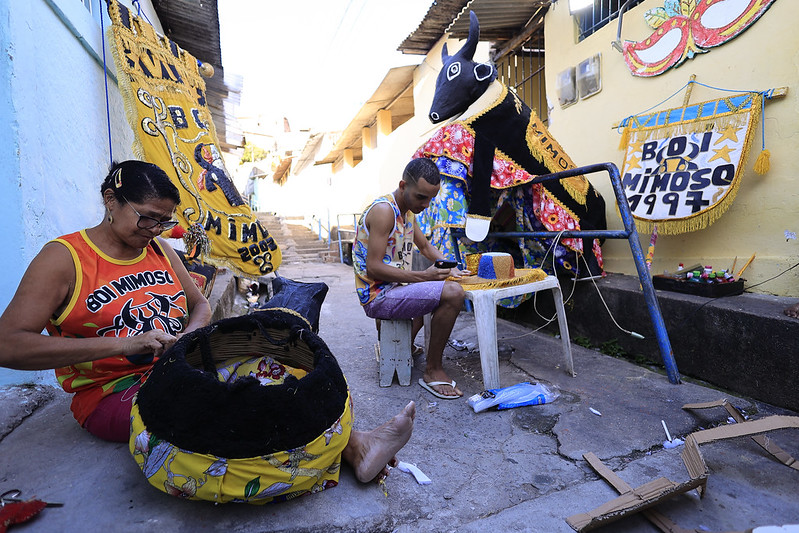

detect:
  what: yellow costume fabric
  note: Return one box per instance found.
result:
[106,0,281,277]
[130,356,353,504]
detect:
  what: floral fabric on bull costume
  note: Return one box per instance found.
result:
[414,12,606,284]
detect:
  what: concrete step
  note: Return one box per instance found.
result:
[289,238,327,243]
[290,241,328,248]
[287,232,322,242]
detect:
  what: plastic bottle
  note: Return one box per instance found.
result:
[467,382,559,413]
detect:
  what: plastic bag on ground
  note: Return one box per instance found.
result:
[467,382,559,413]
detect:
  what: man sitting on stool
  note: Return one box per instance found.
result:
[352,158,469,399]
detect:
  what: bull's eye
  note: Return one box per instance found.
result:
[446,61,461,81]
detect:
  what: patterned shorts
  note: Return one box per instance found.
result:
[363,281,445,320]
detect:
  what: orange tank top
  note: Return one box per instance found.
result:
[46,230,188,425]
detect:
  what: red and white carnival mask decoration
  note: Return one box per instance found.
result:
[622,0,778,77]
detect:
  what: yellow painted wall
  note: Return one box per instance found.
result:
[544,0,799,296]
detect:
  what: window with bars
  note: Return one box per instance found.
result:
[495,41,548,125]
[575,0,645,42]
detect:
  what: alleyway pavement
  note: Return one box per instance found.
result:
[1,262,797,532]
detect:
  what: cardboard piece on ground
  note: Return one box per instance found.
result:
[577,452,715,533]
[566,400,799,532]
[565,469,706,532]
[682,399,799,473]
[680,414,799,497]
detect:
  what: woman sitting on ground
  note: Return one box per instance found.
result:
[0,160,413,483]
[0,160,212,442]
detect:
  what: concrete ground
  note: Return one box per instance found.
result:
[1,261,798,532]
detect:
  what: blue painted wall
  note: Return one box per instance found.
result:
[0,0,159,386]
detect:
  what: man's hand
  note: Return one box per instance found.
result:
[450,267,470,279]
[424,264,470,280]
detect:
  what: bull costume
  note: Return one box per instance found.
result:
[414,11,606,281]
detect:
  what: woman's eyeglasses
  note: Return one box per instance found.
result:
[121,196,179,231]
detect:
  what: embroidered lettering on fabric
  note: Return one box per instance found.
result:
[87,270,175,312]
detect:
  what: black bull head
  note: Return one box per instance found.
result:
[429,11,496,124]
[424,11,606,275]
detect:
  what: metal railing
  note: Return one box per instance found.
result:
[309,215,331,245]
[576,0,645,42]
[335,213,360,264]
[449,162,680,384]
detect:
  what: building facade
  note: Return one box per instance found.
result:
[544,0,797,295]
[316,0,798,299]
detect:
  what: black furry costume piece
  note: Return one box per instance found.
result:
[135,309,348,459]
[258,276,329,333]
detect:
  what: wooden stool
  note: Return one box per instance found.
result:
[375,319,413,387]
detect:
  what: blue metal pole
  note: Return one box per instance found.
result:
[599,163,679,383]
[532,163,680,384]
[481,230,631,240]
[455,163,681,384]
[337,214,344,264]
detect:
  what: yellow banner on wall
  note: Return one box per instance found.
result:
[619,92,762,235]
[107,0,281,277]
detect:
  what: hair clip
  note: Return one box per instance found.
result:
[113,168,123,189]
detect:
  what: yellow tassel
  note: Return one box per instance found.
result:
[753,149,770,175]
[618,126,630,151]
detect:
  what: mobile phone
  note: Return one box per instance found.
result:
[435,260,457,268]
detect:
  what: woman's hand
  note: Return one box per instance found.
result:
[121,330,177,358]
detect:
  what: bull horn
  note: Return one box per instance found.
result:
[458,11,480,61]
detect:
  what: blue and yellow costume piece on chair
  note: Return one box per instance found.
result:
[129,309,352,504]
[458,252,547,291]
[106,0,281,278]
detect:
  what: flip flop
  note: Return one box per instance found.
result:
[412,344,424,357]
[418,378,461,400]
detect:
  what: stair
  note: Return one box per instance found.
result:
[256,213,335,264]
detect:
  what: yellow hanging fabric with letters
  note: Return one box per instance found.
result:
[618,92,761,235]
[106,0,281,277]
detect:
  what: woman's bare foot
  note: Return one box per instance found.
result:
[785,302,799,318]
[342,401,416,483]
